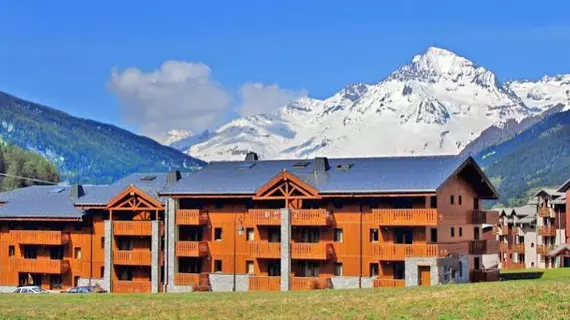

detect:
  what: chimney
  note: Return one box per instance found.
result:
[70,184,85,200]
[166,170,182,185]
[312,157,330,175]
[245,152,259,162]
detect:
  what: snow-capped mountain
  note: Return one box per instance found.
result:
[507,75,570,112]
[179,47,561,161]
[164,129,193,145]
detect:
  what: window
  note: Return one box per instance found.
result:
[370,229,379,242]
[458,261,463,278]
[474,257,480,270]
[8,245,15,257]
[74,225,82,231]
[531,242,535,248]
[459,227,463,237]
[214,228,223,241]
[101,266,105,278]
[50,247,64,260]
[214,260,223,272]
[430,228,438,243]
[268,261,280,276]
[369,263,379,277]
[334,263,343,276]
[246,261,254,274]
[246,228,255,241]
[430,196,438,208]
[74,247,82,259]
[101,237,105,249]
[450,195,455,205]
[531,262,535,267]
[450,227,455,237]
[333,199,344,209]
[334,229,343,242]
[474,197,480,210]
[458,195,462,205]
[24,246,38,259]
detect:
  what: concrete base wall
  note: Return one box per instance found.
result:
[209,274,249,292]
[77,278,106,290]
[361,277,374,289]
[330,277,375,289]
[405,257,439,287]
[167,285,194,293]
[0,286,18,293]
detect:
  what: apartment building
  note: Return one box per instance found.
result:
[0,154,500,293]
[495,186,568,270]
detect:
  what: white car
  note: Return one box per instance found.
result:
[13,286,48,294]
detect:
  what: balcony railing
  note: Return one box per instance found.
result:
[538,226,557,236]
[291,243,333,260]
[176,209,209,225]
[493,225,504,236]
[538,207,555,218]
[113,221,152,236]
[113,250,152,266]
[248,242,281,259]
[246,209,332,226]
[290,277,331,290]
[249,276,281,291]
[10,230,70,245]
[511,243,525,254]
[502,262,525,270]
[371,244,439,260]
[10,258,70,274]
[372,209,439,226]
[175,241,208,258]
[472,210,500,225]
[174,273,201,286]
[469,240,500,255]
[499,242,508,252]
[113,280,151,293]
[537,244,554,255]
[373,279,406,288]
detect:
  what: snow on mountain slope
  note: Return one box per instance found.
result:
[164,129,193,145]
[185,47,540,161]
[507,75,570,112]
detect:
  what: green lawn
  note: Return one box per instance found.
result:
[1,270,570,319]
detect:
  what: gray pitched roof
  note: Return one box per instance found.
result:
[0,185,106,219]
[557,178,570,193]
[534,188,564,198]
[161,155,498,198]
[74,173,171,206]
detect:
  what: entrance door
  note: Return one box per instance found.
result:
[418,266,431,287]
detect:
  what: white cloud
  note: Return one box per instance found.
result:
[108,61,307,143]
[108,61,231,141]
[239,83,307,117]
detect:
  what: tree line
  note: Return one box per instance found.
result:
[0,142,60,191]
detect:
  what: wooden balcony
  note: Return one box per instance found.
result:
[469,240,500,255]
[113,280,151,293]
[175,241,208,258]
[291,209,332,226]
[176,209,209,225]
[249,276,281,291]
[472,210,500,225]
[113,221,152,236]
[511,243,525,254]
[10,230,70,245]
[372,209,439,226]
[538,207,555,218]
[173,273,200,286]
[248,242,281,259]
[537,244,554,255]
[290,277,331,290]
[113,250,152,266]
[371,243,439,260]
[10,258,70,274]
[493,225,504,236]
[291,243,333,260]
[246,209,332,226]
[538,226,557,236]
[373,279,406,288]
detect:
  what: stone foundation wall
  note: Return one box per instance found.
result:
[209,274,249,292]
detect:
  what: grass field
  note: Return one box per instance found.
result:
[1,269,570,319]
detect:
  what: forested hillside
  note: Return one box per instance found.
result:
[0,142,59,191]
[476,110,570,206]
[0,91,205,184]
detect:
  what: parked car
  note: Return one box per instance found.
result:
[66,286,107,293]
[13,286,48,294]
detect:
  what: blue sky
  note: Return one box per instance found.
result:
[1,0,570,139]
